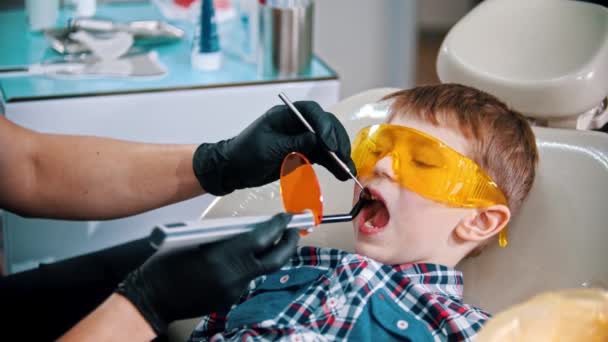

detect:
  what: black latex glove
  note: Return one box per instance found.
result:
[116,213,299,335]
[193,101,356,196]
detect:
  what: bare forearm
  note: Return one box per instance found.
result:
[58,294,156,342]
[0,116,205,219]
[30,133,204,219]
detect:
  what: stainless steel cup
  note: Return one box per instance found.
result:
[258,0,314,77]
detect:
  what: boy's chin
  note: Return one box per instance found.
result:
[354,242,396,264]
[355,241,420,265]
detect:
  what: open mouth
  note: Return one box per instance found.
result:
[358,188,390,234]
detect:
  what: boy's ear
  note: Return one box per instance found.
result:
[455,205,511,243]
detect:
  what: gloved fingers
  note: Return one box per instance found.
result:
[293,101,356,175]
[282,132,357,182]
[265,105,309,135]
[265,101,351,158]
[280,132,317,159]
[245,213,293,254]
[312,123,357,181]
[293,101,338,150]
[266,101,338,139]
[313,152,357,181]
[326,115,353,162]
[256,229,299,274]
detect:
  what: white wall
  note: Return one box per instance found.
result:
[313,0,418,98]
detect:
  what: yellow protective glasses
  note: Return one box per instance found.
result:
[352,124,509,247]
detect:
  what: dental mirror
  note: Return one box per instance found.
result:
[280,152,324,226]
[280,152,371,230]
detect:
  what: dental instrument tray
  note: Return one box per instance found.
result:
[150,212,316,251]
[46,18,185,54]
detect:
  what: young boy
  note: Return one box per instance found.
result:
[188,84,538,341]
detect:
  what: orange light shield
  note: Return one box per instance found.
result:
[279,152,323,227]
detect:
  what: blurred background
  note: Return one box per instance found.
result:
[2,0,605,97]
[0,0,477,97]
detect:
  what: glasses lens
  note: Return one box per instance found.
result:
[280,152,323,229]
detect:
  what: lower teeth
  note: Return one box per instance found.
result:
[365,220,379,229]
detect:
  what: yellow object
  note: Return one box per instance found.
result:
[352,124,509,246]
[477,288,608,341]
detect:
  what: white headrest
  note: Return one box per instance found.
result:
[437,0,608,121]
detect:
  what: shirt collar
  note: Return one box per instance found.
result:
[290,247,465,299]
[387,263,465,299]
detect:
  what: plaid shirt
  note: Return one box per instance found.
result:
[189,247,490,341]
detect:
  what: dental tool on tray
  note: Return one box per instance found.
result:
[0,63,86,77]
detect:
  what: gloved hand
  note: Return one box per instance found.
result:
[193,101,356,196]
[116,213,299,335]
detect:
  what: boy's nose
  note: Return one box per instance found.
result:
[373,155,396,181]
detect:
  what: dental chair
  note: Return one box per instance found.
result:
[167,88,608,340]
[436,0,608,130]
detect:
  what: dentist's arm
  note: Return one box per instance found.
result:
[0,115,203,220]
[60,214,299,341]
[57,294,156,342]
[0,101,355,220]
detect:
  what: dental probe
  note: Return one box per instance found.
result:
[278,92,365,191]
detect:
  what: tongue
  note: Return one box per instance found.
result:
[368,201,390,228]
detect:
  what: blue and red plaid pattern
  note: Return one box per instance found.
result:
[189,246,490,341]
